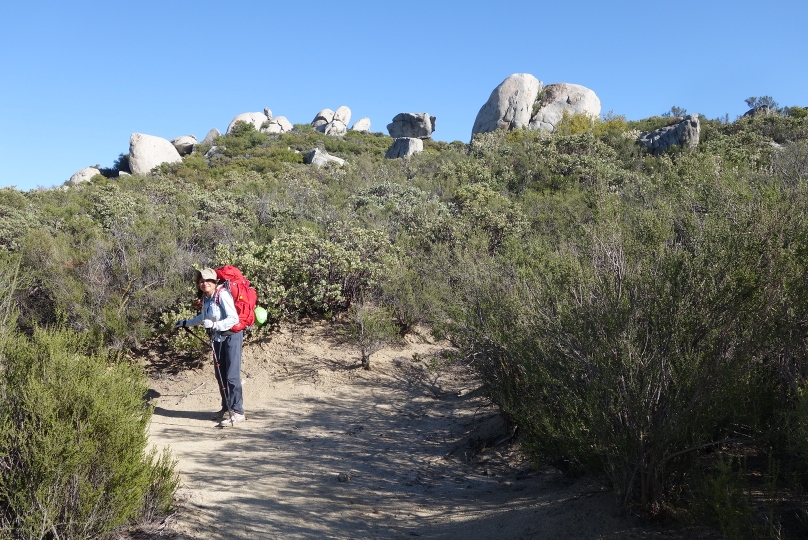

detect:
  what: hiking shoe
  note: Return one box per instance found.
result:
[219,412,245,427]
[210,409,229,420]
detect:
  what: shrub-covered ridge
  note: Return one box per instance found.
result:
[2,109,808,537]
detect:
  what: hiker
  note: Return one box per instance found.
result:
[175,268,246,426]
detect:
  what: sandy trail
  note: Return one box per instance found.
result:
[146,323,714,540]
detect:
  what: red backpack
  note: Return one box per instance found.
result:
[214,265,257,332]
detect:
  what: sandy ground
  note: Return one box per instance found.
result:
[145,323,717,540]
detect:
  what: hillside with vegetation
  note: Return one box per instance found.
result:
[2,103,808,538]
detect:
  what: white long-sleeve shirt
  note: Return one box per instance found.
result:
[187,285,239,341]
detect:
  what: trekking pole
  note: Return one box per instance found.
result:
[209,335,235,427]
[178,326,234,426]
[182,326,209,347]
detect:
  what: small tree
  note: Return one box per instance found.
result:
[745,96,779,111]
[113,153,130,173]
[346,302,397,370]
[661,105,687,118]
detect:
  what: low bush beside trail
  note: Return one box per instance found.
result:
[0,328,178,539]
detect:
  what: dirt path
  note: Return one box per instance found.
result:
[146,323,715,540]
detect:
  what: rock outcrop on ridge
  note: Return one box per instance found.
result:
[128,133,182,175]
[227,112,269,134]
[351,118,371,132]
[529,83,601,133]
[472,73,542,136]
[385,137,423,159]
[201,128,220,146]
[171,135,197,156]
[637,114,701,155]
[305,148,345,167]
[312,106,352,136]
[264,116,293,134]
[472,74,601,136]
[68,166,101,185]
[63,78,709,187]
[387,113,436,139]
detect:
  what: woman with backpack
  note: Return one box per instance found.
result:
[175,268,246,427]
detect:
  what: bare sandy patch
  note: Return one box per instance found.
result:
[145,323,716,540]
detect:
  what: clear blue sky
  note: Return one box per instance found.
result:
[1,0,806,191]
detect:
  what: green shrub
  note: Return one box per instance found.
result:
[0,329,178,539]
[19,207,195,349]
[701,127,778,168]
[377,253,446,333]
[554,110,598,135]
[714,114,808,145]
[218,226,392,321]
[220,121,270,154]
[351,181,452,244]
[452,183,527,251]
[784,106,808,119]
[627,115,683,133]
[469,129,622,193]
[345,302,398,370]
[688,456,754,539]
[0,189,44,253]
[447,166,808,511]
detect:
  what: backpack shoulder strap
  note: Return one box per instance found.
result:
[213,283,227,305]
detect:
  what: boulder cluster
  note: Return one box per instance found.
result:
[227,109,293,135]
[471,73,601,136]
[310,106,371,136]
[471,72,702,154]
[67,76,706,184]
[311,107,344,135]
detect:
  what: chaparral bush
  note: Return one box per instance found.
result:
[445,148,808,520]
[218,225,393,323]
[0,261,178,539]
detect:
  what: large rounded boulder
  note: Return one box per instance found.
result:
[471,73,542,136]
[312,109,335,131]
[128,133,182,175]
[333,106,352,126]
[528,83,601,132]
[201,128,221,145]
[262,116,293,134]
[171,135,197,156]
[68,166,101,185]
[351,118,371,132]
[226,112,269,134]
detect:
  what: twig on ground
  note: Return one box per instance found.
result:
[176,381,205,405]
[156,512,176,531]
